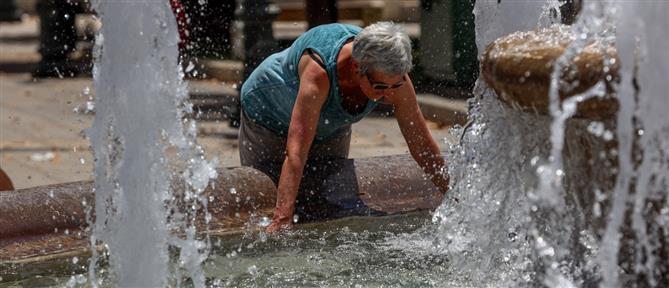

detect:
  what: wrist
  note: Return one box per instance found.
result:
[273,205,294,222]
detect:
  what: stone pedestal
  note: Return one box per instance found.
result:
[481,25,619,119]
[480,25,667,285]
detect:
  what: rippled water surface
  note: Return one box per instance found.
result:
[1,212,473,287]
[205,212,454,287]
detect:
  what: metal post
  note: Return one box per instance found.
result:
[34,0,78,77]
[306,0,338,29]
[0,0,22,22]
[230,0,280,127]
[419,0,477,92]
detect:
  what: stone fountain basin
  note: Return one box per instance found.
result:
[481,25,620,119]
[0,154,443,270]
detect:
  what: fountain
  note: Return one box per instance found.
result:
[1,0,667,287]
[432,0,668,286]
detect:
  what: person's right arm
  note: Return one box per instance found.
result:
[266,54,330,234]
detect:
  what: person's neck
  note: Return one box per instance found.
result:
[337,43,360,89]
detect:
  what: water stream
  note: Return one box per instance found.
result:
[87,1,217,287]
[1,0,667,287]
[431,1,668,287]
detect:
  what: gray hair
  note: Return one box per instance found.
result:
[352,22,413,75]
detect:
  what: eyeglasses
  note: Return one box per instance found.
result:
[366,74,407,90]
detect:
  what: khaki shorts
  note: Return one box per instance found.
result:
[238,109,352,184]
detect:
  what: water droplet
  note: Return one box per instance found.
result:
[530,156,540,166]
[72,257,79,264]
[587,121,604,136]
[229,187,237,194]
[185,62,195,73]
[247,265,258,275]
[258,217,271,227]
[593,202,601,217]
[293,214,299,223]
[555,169,564,177]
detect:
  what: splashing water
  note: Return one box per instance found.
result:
[430,0,668,287]
[88,1,217,287]
[30,0,664,287]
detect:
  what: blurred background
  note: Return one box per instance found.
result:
[0,0,476,189]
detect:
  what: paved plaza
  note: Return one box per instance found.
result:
[0,16,463,190]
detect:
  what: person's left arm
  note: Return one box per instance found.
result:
[384,76,450,194]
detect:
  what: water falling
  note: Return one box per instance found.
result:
[432,0,668,287]
[88,1,217,287]
[600,1,669,286]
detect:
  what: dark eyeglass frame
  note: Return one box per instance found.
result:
[366,74,407,90]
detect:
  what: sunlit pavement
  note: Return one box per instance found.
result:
[0,16,461,190]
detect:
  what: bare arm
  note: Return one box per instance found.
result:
[266,55,330,233]
[385,76,450,194]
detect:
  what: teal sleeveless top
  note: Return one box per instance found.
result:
[240,23,379,142]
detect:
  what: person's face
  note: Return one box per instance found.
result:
[358,69,407,101]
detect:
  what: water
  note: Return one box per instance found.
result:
[205,212,452,287]
[1,213,453,287]
[88,1,216,287]
[431,0,668,287]
[2,1,667,287]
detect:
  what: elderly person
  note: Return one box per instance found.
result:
[239,22,449,233]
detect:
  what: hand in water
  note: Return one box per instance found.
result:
[266,219,292,234]
[431,169,450,195]
[266,209,293,234]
